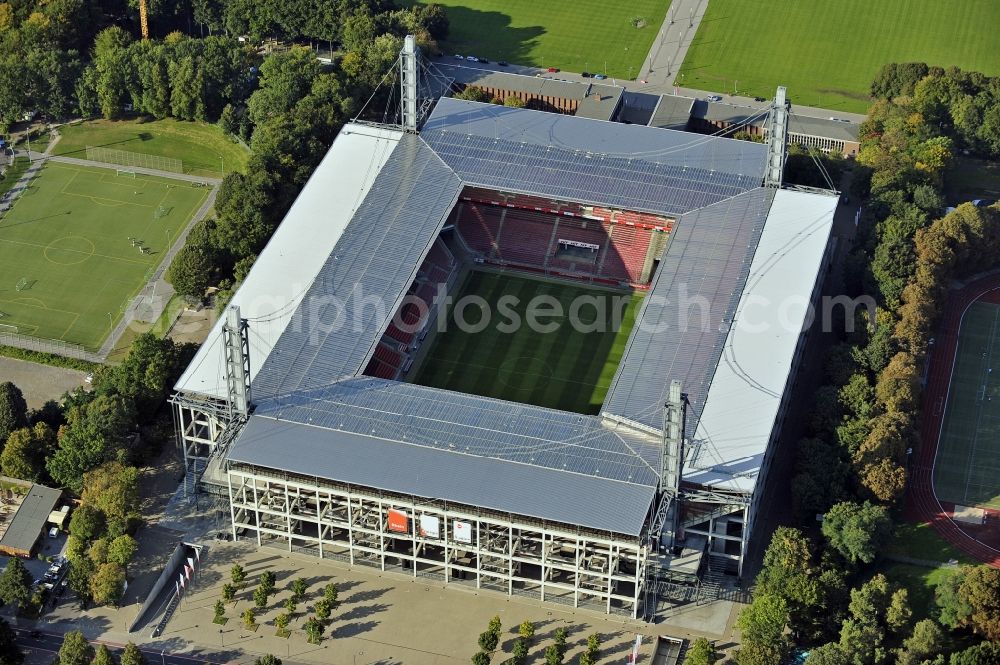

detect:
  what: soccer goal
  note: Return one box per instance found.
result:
[153,205,170,220]
[0,324,17,334]
[15,277,31,292]
[116,169,137,179]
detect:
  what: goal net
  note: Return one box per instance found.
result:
[153,205,170,220]
[87,146,183,174]
[117,169,137,178]
[0,324,17,334]
[15,278,30,292]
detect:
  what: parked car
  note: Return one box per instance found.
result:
[581,72,592,78]
[706,94,723,102]
[546,67,559,73]
[478,57,489,64]
[497,60,508,66]
[453,54,463,60]
[466,55,478,61]
[753,96,766,102]
[593,73,607,80]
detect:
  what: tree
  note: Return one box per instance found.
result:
[253,586,268,609]
[472,653,491,665]
[95,334,193,420]
[683,637,719,665]
[291,577,307,601]
[92,645,116,665]
[107,535,138,568]
[88,539,109,566]
[0,559,32,610]
[935,568,971,629]
[838,618,883,665]
[958,565,1000,640]
[896,619,943,665]
[886,588,913,634]
[231,563,246,587]
[737,594,789,664]
[821,501,893,564]
[0,618,23,665]
[453,86,489,103]
[68,505,104,543]
[803,644,849,665]
[66,558,94,603]
[949,641,1000,665]
[81,463,141,538]
[253,655,280,665]
[222,583,236,603]
[47,395,135,493]
[283,596,295,614]
[242,607,256,630]
[90,563,126,606]
[167,244,214,299]
[304,616,322,644]
[2,422,56,481]
[119,644,144,665]
[511,639,529,664]
[518,620,534,641]
[274,612,290,636]
[214,600,226,623]
[314,598,331,621]
[503,96,526,108]
[0,382,28,445]
[322,582,339,609]
[58,632,94,665]
[259,570,276,594]
[579,634,601,665]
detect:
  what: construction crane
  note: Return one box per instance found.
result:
[139,0,149,39]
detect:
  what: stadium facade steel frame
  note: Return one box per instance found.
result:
[227,464,649,617]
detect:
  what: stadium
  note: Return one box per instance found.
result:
[171,39,838,619]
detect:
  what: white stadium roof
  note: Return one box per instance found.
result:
[175,124,403,400]
[686,189,837,492]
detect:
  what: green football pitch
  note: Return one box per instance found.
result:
[933,300,1000,510]
[402,0,671,78]
[0,162,209,350]
[412,271,643,414]
[679,0,1000,113]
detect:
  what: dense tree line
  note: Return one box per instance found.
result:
[870,63,1000,159]
[737,64,1000,665]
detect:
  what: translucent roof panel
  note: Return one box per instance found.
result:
[602,187,776,434]
[422,98,767,216]
[254,377,663,487]
[685,189,837,492]
[251,134,463,400]
[230,414,657,535]
[174,124,404,399]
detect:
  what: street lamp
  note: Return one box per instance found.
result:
[160,649,166,665]
[219,628,224,647]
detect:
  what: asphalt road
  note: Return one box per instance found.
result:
[13,627,226,665]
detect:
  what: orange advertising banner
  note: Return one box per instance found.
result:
[387,508,409,533]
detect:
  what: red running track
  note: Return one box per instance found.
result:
[907,273,1000,567]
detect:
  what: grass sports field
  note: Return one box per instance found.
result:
[412,271,643,414]
[402,0,670,78]
[679,0,1000,113]
[933,300,1000,510]
[0,162,208,350]
[54,118,249,179]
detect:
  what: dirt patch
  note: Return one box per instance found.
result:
[0,356,88,408]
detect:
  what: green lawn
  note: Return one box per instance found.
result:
[678,0,1000,113]
[403,0,671,78]
[946,156,1000,205]
[412,271,643,414]
[933,300,1000,509]
[885,522,974,565]
[55,118,249,179]
[0,157,30,198]
[0,162,208,350]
